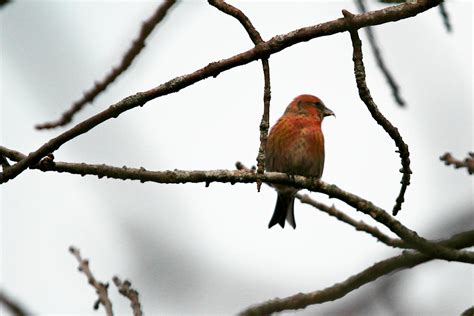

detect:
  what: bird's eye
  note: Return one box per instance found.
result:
[314,101,324,110]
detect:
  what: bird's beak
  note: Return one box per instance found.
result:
[323,107,335,118]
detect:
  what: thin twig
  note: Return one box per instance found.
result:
[113,276,143,316]
[69,246,113,316]
[296,193,407,249]
[208,0,271,192]
[240,229,474,315]
[0,290,29,316]
[438,1,452,32]
[342,9,411,216]
[2,146,473,264]
[0,0,440,185]
[35,0,177,130]
[355,0,405,106]
[440,152,474,175]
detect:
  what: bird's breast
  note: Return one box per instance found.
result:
[266,116,325,178]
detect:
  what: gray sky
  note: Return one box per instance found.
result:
[1,1,473,315]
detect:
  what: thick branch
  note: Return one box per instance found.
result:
[69,246,113,316]
[2,146,473,264]
[35,0,177,130]
[343,9,412,216]
[208,0,271,192]
[440,152,474,175]
[240,229,474,315]
[0,0,441,185]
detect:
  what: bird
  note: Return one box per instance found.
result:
[265,94,334,229]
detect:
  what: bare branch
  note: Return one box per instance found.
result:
[240,229,474,315]
[69,246,113,316]
[208,0,271,192]
[296,193,407,249]
[35,0,177,130]
[2,146,473,264]
[0,0,441,185]
[354,0,405,106]
[438,1,452,32]
[440,152,474,175]
[113,276,143,316]
[0,290,29,316]
[236,162,407,249]
[208,0,263,43]
[342,9,411,216]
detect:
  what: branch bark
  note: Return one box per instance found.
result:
[113,276,143,316]
[69,246,113,316]
[440,152,474,175]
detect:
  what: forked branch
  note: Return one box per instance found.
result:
[208,0,271,192]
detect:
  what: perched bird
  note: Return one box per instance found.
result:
[265,94,334,229]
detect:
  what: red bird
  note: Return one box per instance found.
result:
[265,94,334,229]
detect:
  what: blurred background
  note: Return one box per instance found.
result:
[1,1,472,315]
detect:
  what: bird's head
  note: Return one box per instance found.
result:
[285,94,335,121]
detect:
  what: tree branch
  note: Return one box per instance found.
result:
[440,152,474,175]
[2,146,473,264]
[240,229,474,315]
[343,9,412,216]
[296,193,407,249]
[0,290,29,316]
[208,0,271,192]
[35,0,177,130]
[354,0,405,106]
[0,0,441,185]
[438,1,452,32]
[113,276,143,316]
[236,162,407,249]
[69,246,113,316]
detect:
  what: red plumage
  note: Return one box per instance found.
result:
[265,94,334,229]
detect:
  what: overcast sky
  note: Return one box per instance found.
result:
[1,1,473,315]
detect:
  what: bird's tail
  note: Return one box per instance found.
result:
[268,193,296,229]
